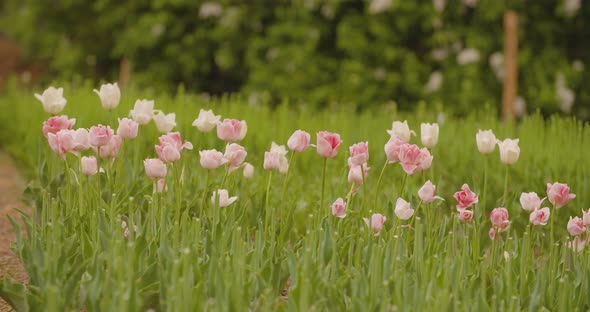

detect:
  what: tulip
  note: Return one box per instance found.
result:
[155,132,193,163]
[42,115,76,138]
[384,136,405,163]
[192,109,221,132]
[520,192,543,212]
[348,164,369,185]
[316,131,342,158]
[363,213,386,236]
[199,149,227,170]
[223,143,247,170]
[93,83,120,110]
[458,209,474,223]
[490,207,510,230]
[243,162,254,178]
[530,208,550,226]
[567,216,586,236]
[394,198,414,220]
[129,99,155,125]
[156,179,168,193]
[89,125,114,147]
[546,182,576,209]
[349,142,369,166]
[398,144,433,175]
[287,130,311,153]
[217,119,246,142]
[153,110,176,133]
[81,156,98,176]
[420,123,439,148]
[117,118,139,139]
[386,120,414,142]
[144,158,167,179]
[497,138,520,165]
[567,237,586,253]
[47,130,74,158]
[331,198,347,218]
[583,209,590,227]
[263,142,289,174]
[488,228,496,240]
[476,129,496,154]
[35,86,67,114]
[95,135,122,159]
[211,189,238,207]
[418,180,443,203]
[71,128,91,152]
[454,184,478,210]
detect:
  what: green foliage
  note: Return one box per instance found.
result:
[1,85,590,310]
[1,0,589,116]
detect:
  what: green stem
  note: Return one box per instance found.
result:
[280,152,296,201]
[483,156,488,213]
[373,162,388,209]
[264,171,273,232]
[399,174,408,199]
[550,205,557,248]
[320,158,328,210]
[200,170,210,219]
[409,200,423,227]
[503,165,509,207]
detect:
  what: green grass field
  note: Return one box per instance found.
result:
[1,82,589,311]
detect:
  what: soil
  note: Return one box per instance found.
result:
[0,152,29,311]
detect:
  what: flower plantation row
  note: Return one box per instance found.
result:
[36,84,590,253]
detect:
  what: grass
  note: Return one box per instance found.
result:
[1,81,590,311]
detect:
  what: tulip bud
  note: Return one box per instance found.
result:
[93,83,120,110]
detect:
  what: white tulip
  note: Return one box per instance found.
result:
[386,120,415,142]
[152,110,176,133]
[420,123,439,148]
[129,99,154,125]
[476,129,496,155]
[93,83,120,110]
[35,86,67,114]
[497,138,520,165]
[192,109,221,132]
[211,189,238,207]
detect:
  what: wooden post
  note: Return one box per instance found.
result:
[119,57,132,90]
[502,11,518,120]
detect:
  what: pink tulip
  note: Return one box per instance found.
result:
[144,158,167,179]
[81,156,98,176]
[89,125,114,147]
[418,180,443,203]
[216,119,245,142]
[243,163,254,178]
[567,237,586,252]
[155,132,193,163]
[47,129,75,158]
[520,192,543,212]
[454,184,478,210]
[211,189,238,207]
[71,128,91,152]
[348,164,369,185]
[263,142,289,174]
[349,142,369,166]
[567,216,586,236]
[384,136,405,163]
[264,152,280,171]
[489,228,496,240]
[583,209,590,227]
[457,209,474,223]
[42,115,76,138]
[199,149,227,170]
[398,144,433,175]
[95,135,122,159]
[546,182,576,209]
[490,207,510,230]
[156,179,168,193]
[529,207,550,226]
[117,118,139,139]
[394,198,414,220]
[316,131,342,158]
[331,198,347,218]
[287,130,311,153]
[363,213,386,236]
[223,143,247,170]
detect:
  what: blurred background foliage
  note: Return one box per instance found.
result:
[0,0,588,117]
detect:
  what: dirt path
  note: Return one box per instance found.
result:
[0,152,29,311]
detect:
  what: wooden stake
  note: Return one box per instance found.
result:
[119,57,132,90]
[502,11,518,120]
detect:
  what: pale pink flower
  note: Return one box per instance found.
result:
[287,130,311,153]
[216,119,246,142]
[117,118,139,139]
[155,132,193,163]
[567,216,586,236]
[454,184,478,210]
[457,209,474,223]
[530,207,550,226]
[192,109,221,132]
[394,198,414,220]
[490,207,510,230]
[418,180,443,203]
[398,144,433,175]
[47,130,74,158]
[42,115,76,138]
[386,120,414,142]
[199,149,227,170]
[211,189,238,207]
[331,198,347,218]
[583,209,590,227]
[349,142,369,166]
[156,179,168,193]
[348,164,369,185]
[546,182,576,209]
[243,163,254,178]
[316,131,342,158]
[89,125,114,147]
[81,156,98,176]
[384,136,405,163]
[223,143,247,170]
[129,99,154,125]
[152,110,176,133]
[95,135,122,160]
[363,213,386,236]
[520,192,543,212]
[144,158,167,179]
[488,227,496,240]
[567,237,586,253]
[71,128,91,152]
[263,142,289,174]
